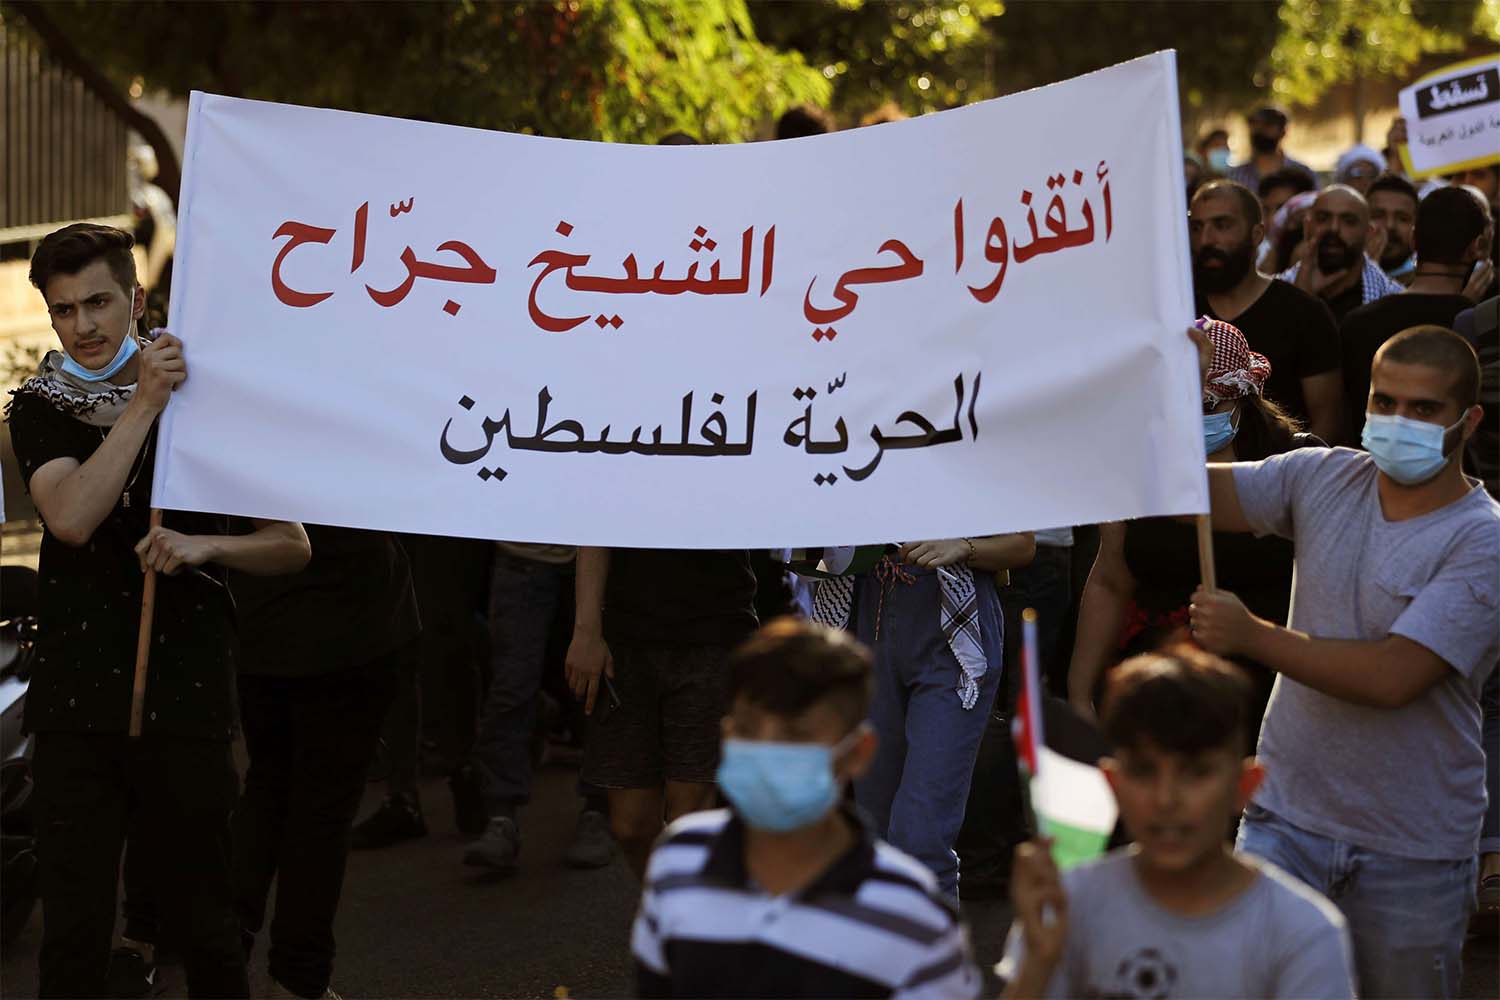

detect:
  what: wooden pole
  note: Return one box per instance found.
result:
[1196,513,1217,593]
[128,508,163,739]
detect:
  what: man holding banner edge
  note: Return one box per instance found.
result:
[1188,321,1498,998]
[6,224,311,998]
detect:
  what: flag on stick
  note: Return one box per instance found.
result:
[1011,608,1118,868]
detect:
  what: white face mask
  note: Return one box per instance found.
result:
[1361,410,1469,485]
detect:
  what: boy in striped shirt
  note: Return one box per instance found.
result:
[632,619,981,998]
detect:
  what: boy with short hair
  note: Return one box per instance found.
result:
[631,619,981,999]
[1001,648,1354,1000]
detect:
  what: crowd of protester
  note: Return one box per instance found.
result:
[3,99,1498,1000]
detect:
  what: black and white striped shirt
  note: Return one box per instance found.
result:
[632,808,982,998]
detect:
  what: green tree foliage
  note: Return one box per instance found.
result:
[752,0,1286,121]
[984,1,1284,113]
[750,0,1003,121]
[1271,0,1488,107]
[7,0,828,143]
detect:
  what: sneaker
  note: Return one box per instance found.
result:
[106,945,156,998]
[349,793,426,850]
[449,763,486,838]
[563,809,613,869]
[463,816,520,873]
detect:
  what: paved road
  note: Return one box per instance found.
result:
[2,760,1496,997]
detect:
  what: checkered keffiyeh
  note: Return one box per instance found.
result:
[1196,317,1270,405]
[811,560,989,710]
[1279,255,1405,306]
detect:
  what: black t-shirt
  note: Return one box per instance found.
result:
[1198,280,1340,426]
[1324,282,1365,325]
[1341,293,1473,441]
[604,548,758,648]
[6,392,238,741]
[229,524,420,676]
[1123,518,1294,630]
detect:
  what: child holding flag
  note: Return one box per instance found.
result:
[1000,648,1354,999]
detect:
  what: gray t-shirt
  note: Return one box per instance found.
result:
[1233,447,1500,859]
[1000,850,1354,999]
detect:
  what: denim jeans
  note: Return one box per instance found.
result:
[471,551,574,815]
[1238,802,1476,999]
[850,566,1004,897]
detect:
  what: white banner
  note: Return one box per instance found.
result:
[156,51,1204,548]
[1398,56,1500,178]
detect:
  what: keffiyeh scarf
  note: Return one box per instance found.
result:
[1280,255,1406,306]
[812,556,989,710]
[7,349,136,427]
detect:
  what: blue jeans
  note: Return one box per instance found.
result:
[851,566,1004,897]
[471,551,573,815]
[1238,802,1476,999]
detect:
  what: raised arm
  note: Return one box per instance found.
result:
[27,335,183,546]
[1205,464,1254,534]
[1191,589,1452,709]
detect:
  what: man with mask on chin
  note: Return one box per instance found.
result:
[1189,324,1499,1000]
[631,620,981,999]
[1281,184,1405,324]
[1192,180,1346,444]
[5,223,311,998]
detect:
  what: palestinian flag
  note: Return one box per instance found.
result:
[1011,609,1117,869]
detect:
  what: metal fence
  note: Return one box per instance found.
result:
[1,21,129,241]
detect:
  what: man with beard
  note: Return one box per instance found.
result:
[1368,174,1420,285]
[1191,180,1345,444]
[1227,107,1315,192]
[1281,185,1405,324]
[1342,186,1496,441]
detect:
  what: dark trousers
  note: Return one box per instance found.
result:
[472,552,573,816]
[232,651,402,998]
[120,815,158,946]
[401,535,490,776]
[32,731,247,999]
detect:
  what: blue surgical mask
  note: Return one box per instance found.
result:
[717,728,864,833]
[1208,148,1231,172]
[61,328,139,383]
[1203,407,1239,454]
[1362,411,1468,485]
